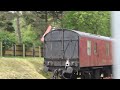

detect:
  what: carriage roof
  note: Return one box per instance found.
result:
[46,28,113,41]
[72,30,113,41]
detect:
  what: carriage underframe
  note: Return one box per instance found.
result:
[44,65,112,79]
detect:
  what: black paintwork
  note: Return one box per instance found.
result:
[44,29,79,71]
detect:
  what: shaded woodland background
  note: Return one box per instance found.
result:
[0,11,111,56]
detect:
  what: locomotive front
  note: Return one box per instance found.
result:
[43,29,80,79]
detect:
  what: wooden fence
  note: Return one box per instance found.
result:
[0,42,43,57]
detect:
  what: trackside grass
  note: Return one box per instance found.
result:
[0,57,52,79]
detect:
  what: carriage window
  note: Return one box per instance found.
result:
[87,40,91,56]
[106,42,110,56]
[94,43,97,54]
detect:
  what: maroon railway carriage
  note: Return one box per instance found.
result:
[43,29,113,79]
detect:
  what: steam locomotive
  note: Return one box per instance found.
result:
[43,29,113,79]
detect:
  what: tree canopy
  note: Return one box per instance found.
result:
[62,11,111,36]
[0,11,111,49]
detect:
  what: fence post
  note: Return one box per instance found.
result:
[12,44,14,56]
[33,44,35,57]
[0,42,2,57]
[13,44,15,56]
[15,44,16,56]
[41,47,43,57]
[39,46,41,57]
[23,44,25,57]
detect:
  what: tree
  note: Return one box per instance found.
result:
[0,11,15,32]
[22,11,63,45]
[0,11,16,55]
[62,11,111,36]
[21,24,37,46]
[15,11,22,44]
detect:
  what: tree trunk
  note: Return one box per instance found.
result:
[45,11,48,23]
[45,11,48,31]
[2,47,5,56]
[16,11,22,44]
[61,12,63,28]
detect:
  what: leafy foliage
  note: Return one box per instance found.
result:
[21,24,38,47]
[62,11,111,36]
[0,12,15,32]
[0,31,16,55]
[0,11,111,51]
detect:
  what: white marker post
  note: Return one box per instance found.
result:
[112,11,120,79]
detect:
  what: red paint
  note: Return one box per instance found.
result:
[79,37,112,67]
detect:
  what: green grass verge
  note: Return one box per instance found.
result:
[0,57,52,79]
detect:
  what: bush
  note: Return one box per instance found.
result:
[0,31,16,56]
